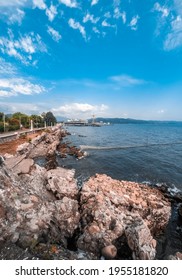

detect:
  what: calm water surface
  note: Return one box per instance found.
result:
[61,123,182,191]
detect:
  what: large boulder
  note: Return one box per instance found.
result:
[77,174,171,260]
[0,163,80,248]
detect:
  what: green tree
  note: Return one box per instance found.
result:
[44,111,57,126]
[0,112,3,122]
[30,114,44,128]
[8,118,20,131]
[12,112,30,128]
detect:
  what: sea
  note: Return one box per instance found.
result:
[60,122,182,192]
[58,122,182,259]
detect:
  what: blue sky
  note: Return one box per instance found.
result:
[0,0,182,120]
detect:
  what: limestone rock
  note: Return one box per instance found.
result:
[0,161,80,249]
[13,159,34,175]
[77,174,171,260]
[46,168,78,199]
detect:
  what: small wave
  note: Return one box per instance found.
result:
[168,184,182,195]
[80,145,146,150]
[80,142,182,151]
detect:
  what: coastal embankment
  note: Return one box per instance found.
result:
[0,125,181,260]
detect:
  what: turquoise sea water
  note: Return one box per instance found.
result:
[62,122,182,192]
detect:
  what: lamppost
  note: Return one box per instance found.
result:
[30,119,33,131]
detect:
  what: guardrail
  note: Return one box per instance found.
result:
[0,128,46,144]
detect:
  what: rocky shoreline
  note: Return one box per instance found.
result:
[0,125,181,260]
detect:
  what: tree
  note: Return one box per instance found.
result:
[0,112,3,122]
[12,112,30,128]
[44,111,57,126]
[30,114,44,128]
[8,118,20,131]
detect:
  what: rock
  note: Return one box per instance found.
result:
[3,153,13,159]
[0,241,34,260]
[178,204,182,218]
[77,174,171,260]
[0,155,4,165]
[0,204,6,219]
[16,142,30,155]
[125,215,156,260]
[168,252,182,260]
[101,245,117,259]
[5,154,25,169]
[15,127,63,159]
[46,167,78,200]
[0,127,173,260]
[0,161,80,250]
[13,159,34,175]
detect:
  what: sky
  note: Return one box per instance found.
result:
[0,0,182,121]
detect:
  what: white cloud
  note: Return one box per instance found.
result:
[47,26,62,42]
[91,0,99,6]
[8,8,25,25]
[83,13,99,24]
[0,102,42,114]
[0,0,27,6]
[0,78,45,98]
[0,90,17,97]
[164,15,182,50]
[93,26,100,34]
[128,15,140,30]
[68,18,86,39]
[52,102,108,118]
[46,4,57,21]
[160,0,182,50]
[153,2,169,18]
[0,31,47,65]
[33,0,46,10]
[0,58,17,75]
[59,0,78,8]
[114,8,126,24]
[20,36,35,53]
[102,20,116,29]
[158,109,165,114]
[110,75,146,86]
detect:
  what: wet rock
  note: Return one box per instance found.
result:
[45,154,58,170]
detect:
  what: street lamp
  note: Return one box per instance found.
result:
[30,119,33,131]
